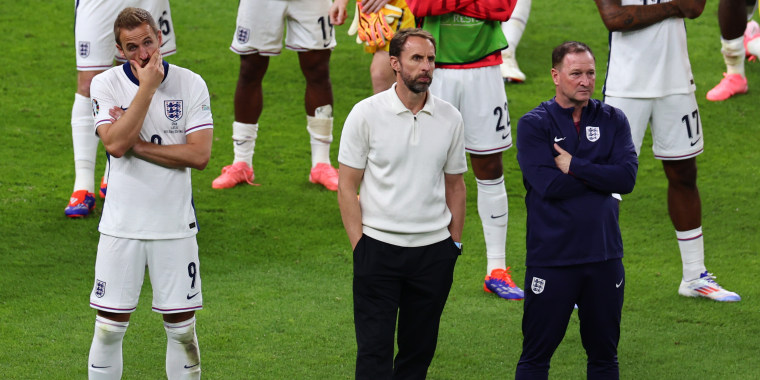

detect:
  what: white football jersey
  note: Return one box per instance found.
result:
[91,62,213,239]
[603,0,696,98]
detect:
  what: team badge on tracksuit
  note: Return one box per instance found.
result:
[586,126,600,142]
[531,277,545,294]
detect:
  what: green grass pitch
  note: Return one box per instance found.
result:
[1,0,759,378]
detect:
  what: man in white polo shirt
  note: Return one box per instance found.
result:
[337,28,467,379]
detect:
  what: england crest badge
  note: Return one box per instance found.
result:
[531,277,545,294]
[164,100,183,121]
[79,41,90,58]
[95,280,106,298]
[586,126,600,142]
[237,26,250,44]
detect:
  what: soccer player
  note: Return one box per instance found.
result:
[406,0,525,300]
[330,0,416,94]
[594,0,741,301]
[338,28,467,378]
[500,0,531,83]
[68,0,175,217]
[705,0,760,101]
[515,40,638,380]
[212,0,340,191]
[87,8,212,379]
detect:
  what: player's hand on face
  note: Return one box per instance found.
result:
[132,49,164,91]
[108,106,125,122]
[553,143,572,174]
[361,0,391,14]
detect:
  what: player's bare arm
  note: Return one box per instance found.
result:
[337,164,365,249]
[553,143,572,174]
[97,49,164,157]
[131,129,213,170]
[444,173,466,243]
[594,0,705,32]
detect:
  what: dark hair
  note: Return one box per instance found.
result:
[114,7,160,46]
[552,41,595,69]
[389,28,436,59]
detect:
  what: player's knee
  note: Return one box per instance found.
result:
[164,316,198,344]
[94,315,129,344]
[663,160,698,188]
[238,54,268,84]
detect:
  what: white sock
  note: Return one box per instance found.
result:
[232,121,258,167]
[72,93,98,193]
[721,36,746,76]
[501,0,531,55]
[676,227,706,281]
[307,105,333,167]
[477,176,508,274]
[747,37,760,58]
[88,316,128,380]
[165,317,201,380]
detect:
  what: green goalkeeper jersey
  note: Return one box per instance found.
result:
[422,13,507,65]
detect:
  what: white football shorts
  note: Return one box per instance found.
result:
[430,65,513,154]
[230,0,336,55]
[75,0,177,71]
[605,93,704,160]
[90,235,203,314]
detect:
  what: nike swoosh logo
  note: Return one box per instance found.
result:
[490,212,507,219]
[554,137,566,142]
[184,363,200,369]
[502,132,510,140]
[91,364,112,369]
[616,279,624,288]
[234,141,246,145]
[187,292,200,300]
[690,137,702,146]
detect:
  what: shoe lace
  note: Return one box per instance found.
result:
[222,164,255,185]
[701,272,723,288]
[493,267,517,287]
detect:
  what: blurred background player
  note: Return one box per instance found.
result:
[87,8,212,378]
[212,0,339,191]
[330,0,416,94]
[595,0,740,302]
[500,0,531,83]
[705,0,760,101]
[68,0,175,217]
[407,0,525,301]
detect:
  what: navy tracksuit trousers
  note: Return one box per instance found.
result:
[516,259,625,380]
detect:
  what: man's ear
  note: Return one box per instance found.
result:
[389,56,400,73]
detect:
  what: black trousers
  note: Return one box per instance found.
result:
[353,234,460,380]
[516,259,625,380]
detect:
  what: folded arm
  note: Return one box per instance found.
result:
[130,128,213,170]
[594,0,705,32]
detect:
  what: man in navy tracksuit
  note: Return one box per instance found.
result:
[514,41,638,380]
